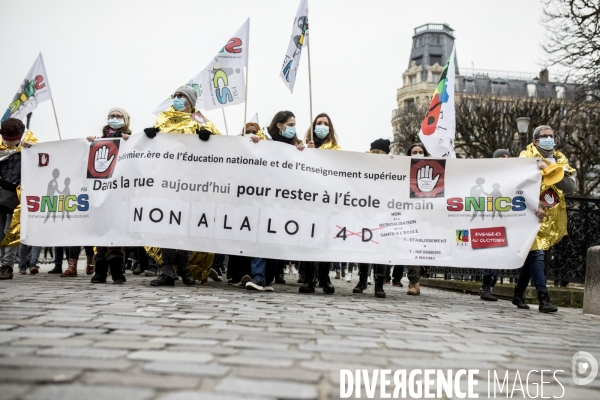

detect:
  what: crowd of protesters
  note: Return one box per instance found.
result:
[0,86,577,313]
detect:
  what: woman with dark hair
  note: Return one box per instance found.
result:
[305,113,341,150]
[406,143,428,157]
[266,111,305,151]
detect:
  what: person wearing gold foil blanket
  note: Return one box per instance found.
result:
[0,118,36,280]
[144,86,221,287]
[512,125,576,313]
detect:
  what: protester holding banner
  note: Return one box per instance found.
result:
[351,139,394,298]
[305,113,341,150]
[512,126,576,313]
[266,111,305,151]
[0,118,36,280]
[87,108,132,142]
[145,86,221,139]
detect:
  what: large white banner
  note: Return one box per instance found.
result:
[2,53,53,122]
[21,134,542,268]
[419,47,456,158]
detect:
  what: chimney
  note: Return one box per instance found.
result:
[539,68,549,84]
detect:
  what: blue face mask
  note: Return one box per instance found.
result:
[314,125,329,139]
[107,118,125,129]
[173,97,186,111]
[281,125,296,139]
[538,137,555,151]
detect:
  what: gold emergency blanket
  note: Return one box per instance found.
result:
[520,144,576,251]
[145,247,215,281]
[0,131,39,247]
[319,141,341,150]
[154,107,222,135]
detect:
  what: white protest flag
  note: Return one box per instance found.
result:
[280,0,309,93]
[153,18,250,114]
[418,47,456,158]
[2,53,53,122]
[201,19,250,111]
[250,113,259,124]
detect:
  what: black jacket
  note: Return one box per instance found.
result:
[0,152,21,190]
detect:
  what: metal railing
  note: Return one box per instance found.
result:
[425,197,600,285]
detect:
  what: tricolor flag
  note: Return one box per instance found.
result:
[418,47,456,158]
[280,0,309,93]
[2,53,53,122]
[153,18,250,114]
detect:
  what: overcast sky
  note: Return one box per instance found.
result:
[0,0,551,151]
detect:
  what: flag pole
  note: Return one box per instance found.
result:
[222,107,229,135]
[242,65,249,136]
[50,98,62,140]
[307,43,314,143]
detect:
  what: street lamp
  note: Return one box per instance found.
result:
[516,117,530,151]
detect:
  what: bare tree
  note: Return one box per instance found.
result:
[543,0,600,99]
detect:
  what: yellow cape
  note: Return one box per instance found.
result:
[520,144,576,251]
[318,141,342,150]
[0,130,39,247]
[154,107,222,135]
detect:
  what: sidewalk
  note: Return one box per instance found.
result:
[1,266,599,400]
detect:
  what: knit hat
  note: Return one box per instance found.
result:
[493,149,511,158]
[370,138,390,154]
[107,107,130,128]
[0,118,25,141]
[176,86,198,108]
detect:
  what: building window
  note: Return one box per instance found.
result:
[465,79,475,93]
[432,73,441,82]
[430,35,440,45]
[430,55,442,66]
[491,81,507,95]
[410,75,417,85]
[405,99,415,111]
[555,85,565,99]
[527,83,537,97]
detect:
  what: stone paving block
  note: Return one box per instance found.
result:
[240,349,314,360]
[297,344,364,355]
[22,384,155,400]
[214,377,318,400]
[156,391,275,400]
[36,347,128,359]
[83,372,199,389]
[93,341,166,350]
[164,346,238,356]
[0,324,16,330]
[219,355,294,368]
[128,351,213,363]
[316,339,379,348]
[0,356,131,371]
[167,313,213,320]
[111,329,179,337]
[235,367,321,383]
[0,368,81,383]
[0,383,33,400]
[0,346,37,357]
[143,362,230,377]
[148,337,219,346]
[9,338,93,347]
[222,340,289,351]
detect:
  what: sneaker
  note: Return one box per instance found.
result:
[144,270,157,277]
[392,279,403,287]
[209,268,223,282]
[132,264,144,275]
[0,267,14,280]
[18,268,27,275]
[246,278,264,291]
[345,272,352,282]
[367,276,372,285]
[237,275,252,287]
[150,274,175,287]
[284,266,290,274]
[30,267,39,275]
[291,265,298,274]
[264,284,275,292]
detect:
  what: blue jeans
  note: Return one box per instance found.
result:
[250,257,267,285]
[19,245,42,270]
[482,269,499,288]
[516,250,547,291]
[54,247,70,267]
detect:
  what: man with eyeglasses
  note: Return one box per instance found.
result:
[143,85,222,287]
[512,125,576,313]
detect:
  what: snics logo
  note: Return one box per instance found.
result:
[447,196,526,212]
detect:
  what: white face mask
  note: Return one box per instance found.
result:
[412,153,424,158]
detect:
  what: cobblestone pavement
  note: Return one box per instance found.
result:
[1,265,599,400]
